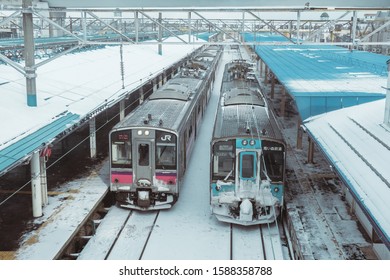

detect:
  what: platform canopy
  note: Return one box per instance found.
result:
[30,0,390,9]
[248,33,388,120]
[303,99,390,250]
[0,112,79,176]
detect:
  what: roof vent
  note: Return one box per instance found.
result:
[159,119,163,126]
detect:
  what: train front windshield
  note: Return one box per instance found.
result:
[155,131,177,170]
[261,141,285,182]
[111,131,132,168]
[212,140,235,180]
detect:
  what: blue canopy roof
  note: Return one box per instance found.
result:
[0,112,80,176]
[243,33,388,120]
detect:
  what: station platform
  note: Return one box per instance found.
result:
[304,99,390,258]
[13,160,108,260]
[0,35,202,176]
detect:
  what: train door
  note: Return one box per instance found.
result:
[133,139,154,184]
[238,151,257,196]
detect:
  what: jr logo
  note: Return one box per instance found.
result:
[160,134,172,142]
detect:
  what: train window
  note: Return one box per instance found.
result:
[156,144,176,170]
[262,151,284,181]
[111,131,131,168]
[212,141,235,180]
[241,154,255,179]
[138,143,150,166]
[262,141,285,182]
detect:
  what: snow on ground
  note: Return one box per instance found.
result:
[140,53,231,260]
[15,160,109,260]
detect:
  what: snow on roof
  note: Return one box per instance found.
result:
[252,42,387,119]
[303,99,390,248]
[0,36,203,174]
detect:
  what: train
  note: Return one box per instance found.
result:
[210,58,286,225]
[109,45,222,210]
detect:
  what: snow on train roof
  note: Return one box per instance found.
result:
[303,99,390,248]
[0,36,203,174]
[115,99,188,130]
[150,77,203,101]
[223,88,266,106]
[213,105,283,141]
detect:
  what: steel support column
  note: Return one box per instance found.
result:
[135,11,139,43]
[31,151,42,217]
[188,12,192,43]
[163,69,167,84]
[139,86,144,104]
[23,0,37,107]
[280,87,286,117]
[271,72,275,99]
[120,99,125,120]
[296,10,301,44]
[307,138,315,164]
[296,119,303,150]
[351,11,358,49]
[153,77,158,92]
[89,117,97,159]
[158,12,162,55]
[39,156,48,206]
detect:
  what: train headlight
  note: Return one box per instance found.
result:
[137,130,142,136]
[216,185,221,191]
[274,187,279,193]
[242,140,248,146]
[144,130,150,136]
[249,139,255,146]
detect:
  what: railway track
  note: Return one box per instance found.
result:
[71,205,288,260]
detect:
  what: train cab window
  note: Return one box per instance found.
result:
[111,131,131,168]
[262,141,285,182]
[138,143,150,166]
[156,144,176,170]
[212,141,235,180]
[155,131,177,170]
[263,152,284,181]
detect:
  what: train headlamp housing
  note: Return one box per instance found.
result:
[242,140,248,146]
[144,130,150,136]
[137,130,142,136]
[274,187,279,193]
[249,139,255,146]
